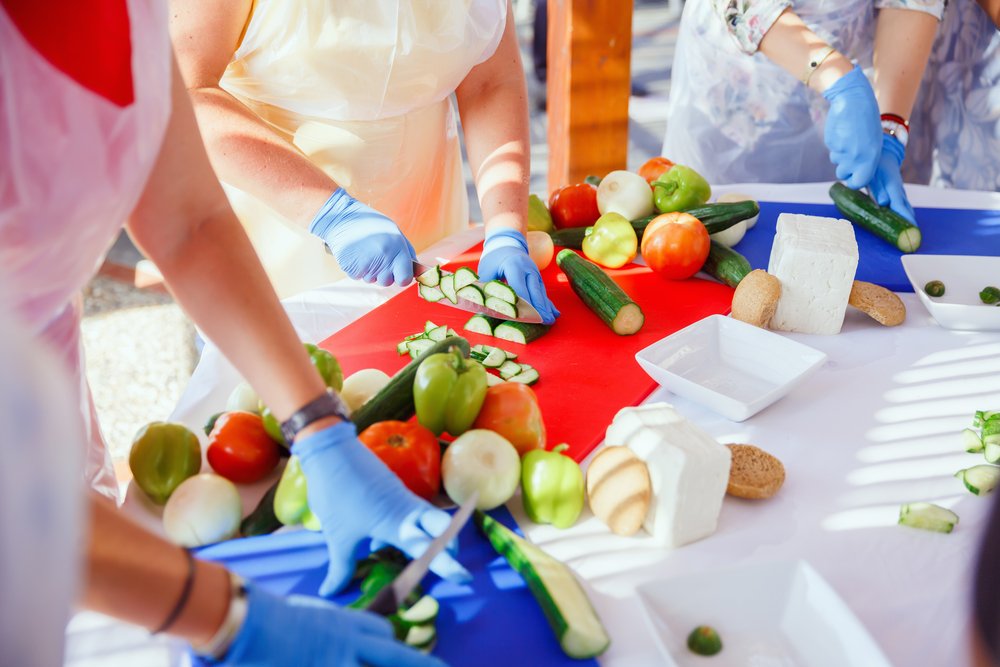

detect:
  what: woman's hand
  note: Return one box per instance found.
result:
[822,66,883,189]
[477,228,559,324]
[868,134,916,224]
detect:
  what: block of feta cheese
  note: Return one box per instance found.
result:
[767,213,859,335]
[604,403,731,548]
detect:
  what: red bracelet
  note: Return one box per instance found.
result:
[880,113,909,128]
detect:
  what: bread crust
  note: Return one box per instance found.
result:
[725,444,785,499]
[731,270,781,329]
[586,446,652,535]
[849,280,906,326]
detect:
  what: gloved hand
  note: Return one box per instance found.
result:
[822,65,882,190]
[477,228,559,324]
[215,581,445,667]
[867,133,916,224]
[309,188,417,286]
[294,421,470,596]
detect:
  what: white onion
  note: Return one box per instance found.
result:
[442,429,521,510]
[340,369,391,414]
[226,381,260,413]
[716,192,759,228]
[526,231,555,270]
[710,219,747,247]
[597,170,654,220]
[163,474,242,547]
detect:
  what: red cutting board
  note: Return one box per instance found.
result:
[319,245,734,462]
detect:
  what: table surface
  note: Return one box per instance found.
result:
[67,183,1000,667]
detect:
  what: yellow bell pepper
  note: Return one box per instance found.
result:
[581,212,638,268]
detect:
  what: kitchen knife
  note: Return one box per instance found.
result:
[413,261,543,324]
[364,492,478,616]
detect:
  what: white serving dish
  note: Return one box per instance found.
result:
[637,560,891,667]
[901,254,1000,331]
[634,315,827,422]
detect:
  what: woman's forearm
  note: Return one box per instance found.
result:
[873,8,939,118]
[758,9,854,93]
[455,4,530,235]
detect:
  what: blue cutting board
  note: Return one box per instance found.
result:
[732,202,1000,292]
[192,507,598,667]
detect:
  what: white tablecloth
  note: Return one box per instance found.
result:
[67,183,1000,666]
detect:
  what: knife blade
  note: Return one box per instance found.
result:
[413,261,543,324]
[364,492,478,616]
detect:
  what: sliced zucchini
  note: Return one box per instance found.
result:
[418,285,445,303]
[986,442,1000,465]
[484,280,518,305]
[396,340,410,355]
[454,267,479,291]
[404,623,437,650]
[494,321,552,344]
[479,347,508,368]
[899,502,959,533]
[398,595,440,625]
[956,464,1000,496]
[406,339,437,358]
[504,349,518,360]
[415,265,441,288]
[456,284,485,306]
[423,321,438,333]
[498,360,523,380]
[425,325,448,342]
[963,427,985,453]
[471,344,488,355]
[485,373,504,387]
[485,296,517,318]
[464,314,501,336]
[508,368,540,385]
[440,273,458,304]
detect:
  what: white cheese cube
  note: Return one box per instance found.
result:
[605,404,731,548]
[767,213,859,335]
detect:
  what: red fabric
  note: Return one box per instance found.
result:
[2,0,134,106]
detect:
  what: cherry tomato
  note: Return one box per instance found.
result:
[640,212,711,280]
[472,383,546,457]
[549,183,600,229]
[638,156,675,184]
[358,420,441,500]
[207,411,281,484]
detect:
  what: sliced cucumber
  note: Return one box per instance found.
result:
[423,321,438,333]
[956,464,1000,496]
[508,368,540,385]
[963,427,985,453]
[398,595,440,625]
[494,321,552,344]
[404,623,437,650]
[480,348,508,368]
[454,267,479,291]
[440,273,458,304]
[464,314,501,336]
[415,265,441,287]
[499,360,523,380]
[471,344,488,355]
[456,285,485,306]
[484,280,518,305]
[986,442,1000,465]
[447,328,459,338]
[899,502,959,533]
[426,325,448,342]
[503,349,518,360]
[418,285,445,303]
[396,340,410,355]
[485,296,517,318]
[486,373,504,387]
[406,338,437,358]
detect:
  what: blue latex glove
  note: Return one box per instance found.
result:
[214,582,446,667]
[867,133,916,224]
[294,421,471,596]
[310,188,417,286]
[477,228,559,324]
[822,65,882,190]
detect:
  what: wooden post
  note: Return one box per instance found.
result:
[547,0,633,196]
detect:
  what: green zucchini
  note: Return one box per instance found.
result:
[548,201,760,249]
[701,240,752,287]
[829,182,921,252]
[476,511,610,659]
[239,481,284,537]
[494,320,552,344]
[556,249,644,335]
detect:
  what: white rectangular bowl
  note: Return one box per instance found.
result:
[901,254,1000,331]
[635,315,827,422]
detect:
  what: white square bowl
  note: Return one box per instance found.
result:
[901,254,1000,331]
[634,315,827,422]
[637,560,891,667]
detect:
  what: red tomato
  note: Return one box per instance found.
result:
[549,183,600,229]
[207,411,281,484]
[359,421,441,500]
[472,384,545,457]
[640,212,711,280]
[638,157,675,184]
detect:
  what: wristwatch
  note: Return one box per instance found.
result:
[280,390,352,443]
[881,113,909,148]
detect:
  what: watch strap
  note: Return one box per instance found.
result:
[280,390,352,443]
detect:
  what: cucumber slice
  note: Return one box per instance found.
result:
[485,296,518,318]
[498,360,523,380]
[426,325,448,342]
[415,266,441,287]
[956,464,1000,495]
[418,285,445,303]
[447,328,460,338]
[396,340,410,355]
[508,368,540,385]
[440,273,458,304]
[986,442,1000,464]
[494,321,552,344]
[399,595,440,625]
[423,321,438,333]
[464,314,501,336]
[963,427,985,453]
[484,280,518,305]
[454,267,479,291]
[504,349,518,360]
[486,373,504,387]
[480,348,508,368]
[406,339,436,358]
[404,623,437,649]
[899,502,959,533]
[471,344,488,354]
[456,285,485,306]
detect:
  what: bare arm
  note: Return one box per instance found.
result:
[455,3,530,234]
[168,0,336,227]
[978,0,1000,28]
[872,8,939,118]
[758,9,854,93]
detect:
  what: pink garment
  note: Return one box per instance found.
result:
[0,0,172,500]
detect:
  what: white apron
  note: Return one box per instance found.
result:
[219,0,507,298]
[0,0,172,500]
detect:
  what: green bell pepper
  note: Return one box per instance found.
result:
[260,405,289,450]
[304,342,344,392]
[652,165,711,213]
[273,456,321,530]
[521,444,585,529]
[128,422,202,505]
[527,194,555,233]
[413,348,488,436]
[581,212,638,268]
